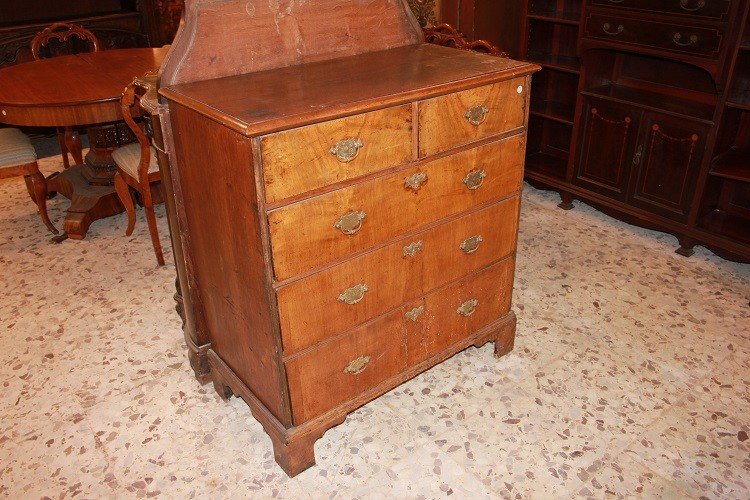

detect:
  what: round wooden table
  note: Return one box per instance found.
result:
[0,47,168,239]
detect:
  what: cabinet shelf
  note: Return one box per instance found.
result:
[527,11,580,25]
[526,51,581,74]
[740,40,750,51]
[726,90,750,111]
[699,210,750,245]
[709,148,750,182]
[526,151,568,180]
[529,99,575,124]
[582,84,715,122]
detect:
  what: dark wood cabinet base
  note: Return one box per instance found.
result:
[207,312,516,477]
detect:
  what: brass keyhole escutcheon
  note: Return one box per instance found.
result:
[465,104,489,126]
[403,240,424,257]
[330,137,363,163]
[338,283,368,305]
[404,171,428,191]
[405,305,425,322]
[463,169,487,190]
[344,355,370,375]
[334,210,366,235]
[457,298,478,317]
[460,235,483,254]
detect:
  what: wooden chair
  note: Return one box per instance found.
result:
[31,22,101,170]
[112,79,165,266]
[0,128,57,234]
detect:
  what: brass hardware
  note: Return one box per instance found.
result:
[338,284,368,305]
[329,137,363,163]
[462,169,487,190]
[680,0,705,12]
[460,235,484,254]
[632,145,643,166]
[403,240,424,257]
[465,104,489,126]
[457,299,479,317]
[673,33,698,47]
[344,355,370,375]
[405,305,425,322]
[602,23,625,36]
[334,211,366,235]
[404,171,428,191]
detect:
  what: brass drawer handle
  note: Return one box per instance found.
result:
[602,23,625,36]
[673,33,698,47]
[463,169,487,190]
[460,235,484,254]
[405,305,425,322]
[344,355,370,375]
[334,210,366,235]
[403,240,424,257]
[680,0,705,12]
[465,104,489,126]
[330,137,363,163]
[405,171,428,191]
[457,299,478,317]
[338,283,368,305]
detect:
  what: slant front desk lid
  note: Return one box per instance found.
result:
[160,44,538,137]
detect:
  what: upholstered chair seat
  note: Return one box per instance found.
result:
[0,128,57,233]
[112,143,159,179]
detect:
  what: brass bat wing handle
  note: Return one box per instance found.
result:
[334,210,366,235]
[330,137,363,163]
[465,104,489,126]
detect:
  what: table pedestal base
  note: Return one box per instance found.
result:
[47,167,124,240]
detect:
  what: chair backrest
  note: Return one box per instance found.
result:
[120,76,154,183]
[31,22,100,60]
[423,23,509,58]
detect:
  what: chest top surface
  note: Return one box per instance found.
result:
[160,44,538,136]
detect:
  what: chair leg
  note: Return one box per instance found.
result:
[24,166,58,235]
[57,129,70,169]
[142,182,165,266]
[65,128,84,166]
[114,172,136,236]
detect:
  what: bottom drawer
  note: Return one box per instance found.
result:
[285,257,515,424]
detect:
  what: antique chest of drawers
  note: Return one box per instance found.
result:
[157,0,538,476]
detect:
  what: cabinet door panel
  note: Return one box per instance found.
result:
[574,98,641,200]
[629,113,707,221]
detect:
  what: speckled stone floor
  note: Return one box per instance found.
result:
[1,143,748,498]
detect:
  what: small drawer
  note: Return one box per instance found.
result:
[583,14,723,58]
[418,78,528,157]
[589,0,731,21]
[268,134,526,280]
[284,256,515,424]
[405,256,515,366]
[260,105,413,204]
[277,196,521,355]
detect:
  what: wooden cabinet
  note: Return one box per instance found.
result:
[157,0,537,477]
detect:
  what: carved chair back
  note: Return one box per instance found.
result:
[120,79,154,184]
[31,22,101,60]
[423,23,509,58]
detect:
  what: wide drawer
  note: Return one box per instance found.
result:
[589,0,732,21]
[277,196,521,355]
[285,257,515,424]
[418,78,527,157]
[583,14,724,58]
[268,134,526,280]
[260,105,413,204]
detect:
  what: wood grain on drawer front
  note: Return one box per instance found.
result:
[260,105,413,204]
[405,256,515,366]
[418,78,527,157]
[285,256,515,424]
[268,134,526,280]
[277,196,521,355]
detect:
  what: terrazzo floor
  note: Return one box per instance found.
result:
[1,143,748,498]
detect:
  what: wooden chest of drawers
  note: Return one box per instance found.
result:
[157,0,537,477]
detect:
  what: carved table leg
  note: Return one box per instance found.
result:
[675,236,696,258]
[558,192,575,210]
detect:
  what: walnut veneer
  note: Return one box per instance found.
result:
[156,0,538,476]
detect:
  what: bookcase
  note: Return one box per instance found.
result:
[515,0,750,262]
